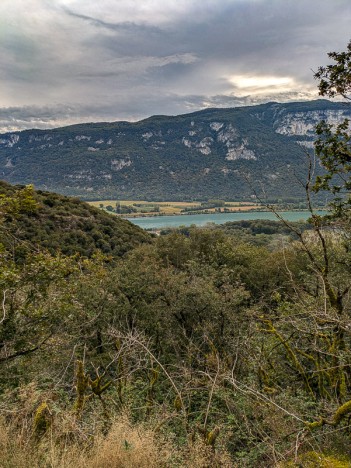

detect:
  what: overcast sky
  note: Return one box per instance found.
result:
[1,0,351,132]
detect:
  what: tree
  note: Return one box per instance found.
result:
[0,184,39,219]
[314,40,351,100]
[231,43,351,455]
[313,40,351,215]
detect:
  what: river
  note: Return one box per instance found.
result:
[127,210,324,230]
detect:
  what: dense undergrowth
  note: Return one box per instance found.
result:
[2,40,351,468]
[1,182,351,467]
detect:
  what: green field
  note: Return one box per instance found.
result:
[87,199,260,216]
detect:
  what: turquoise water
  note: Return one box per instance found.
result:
[127,211,325,229]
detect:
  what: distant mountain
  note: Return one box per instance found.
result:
[0,100,350,201]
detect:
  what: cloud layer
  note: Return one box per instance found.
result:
[0,0,350,131]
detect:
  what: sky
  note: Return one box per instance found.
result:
[0,0,351,132]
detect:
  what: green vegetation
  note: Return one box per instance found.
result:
[160,219,313,248]
[1,42,351,467]
[89,198,260,217]
[1,182,351,466]
[1,100,351,202]
[0,181,150,258]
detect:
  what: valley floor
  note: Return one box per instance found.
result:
[88,199,263,217]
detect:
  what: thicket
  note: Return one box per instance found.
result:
[0,187,350,466]
[0,181,150,259]
[1,42,351,467]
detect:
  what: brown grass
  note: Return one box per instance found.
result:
[91,416,172,468]
[0,382,233,467]
[0,414,233,468]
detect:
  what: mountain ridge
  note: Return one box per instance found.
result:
[1,99,350,201]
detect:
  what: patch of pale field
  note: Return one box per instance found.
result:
[88,200,147,207]
[88,200,199,207]
[160,206,182,214]
[87,200,261,216]
[88,200,121,207]
[161,202,199,207]
[88,200,257,206]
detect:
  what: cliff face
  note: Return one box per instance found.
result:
[0,100,350,201]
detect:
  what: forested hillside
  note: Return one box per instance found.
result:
[0,100,350,202]
[0,181,150,258]
[1,43,351,467]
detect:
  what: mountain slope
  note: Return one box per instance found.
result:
[0,100,350,201]
[0,181,150,257]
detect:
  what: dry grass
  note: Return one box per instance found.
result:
[0,413,233,468]
[0,417,167,468]
[0,382,233,467]
[90,416,172,468]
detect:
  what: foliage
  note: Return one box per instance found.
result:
[313,40,351,214]
[314,40,351,100]
[0,181,150,259]
[1,188,350,465]
[0,184,39,218]
[2,43,351,467]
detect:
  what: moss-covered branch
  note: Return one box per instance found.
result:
[306,399,351,429]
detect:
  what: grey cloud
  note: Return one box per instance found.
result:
[61,5,163,35]
[0,86,317,133]
[0,0,350,132]
[0,105,82,133]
